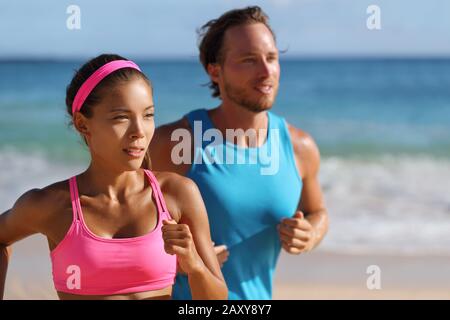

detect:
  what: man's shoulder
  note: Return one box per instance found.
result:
[151,117,191,152]
[154,117,191,138]
[286,123,314,146]
[286,122,321,177]
[154,108,212,138]
[149,117,193,174]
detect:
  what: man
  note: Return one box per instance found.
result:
[149,6,329,300]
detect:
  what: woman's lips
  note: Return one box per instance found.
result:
[123,148,145,158]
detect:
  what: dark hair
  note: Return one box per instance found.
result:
[65,53,152,169]
[65,53,151,118]
[197,6,276,98]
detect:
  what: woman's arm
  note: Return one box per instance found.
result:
[0,244,11,300]
[162,175,227,300]
[0,189,49,299]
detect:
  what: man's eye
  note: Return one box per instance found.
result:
[113,115,127,120]
[145,113,154,118]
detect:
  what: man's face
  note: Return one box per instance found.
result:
[213,22,280,113]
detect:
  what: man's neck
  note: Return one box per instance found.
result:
[208,103,269,148]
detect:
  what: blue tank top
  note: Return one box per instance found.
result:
[172,109,302,300]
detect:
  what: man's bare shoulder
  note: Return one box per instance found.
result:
[153,117,191,140]
[287,123,321,178]
[149,117,192,174]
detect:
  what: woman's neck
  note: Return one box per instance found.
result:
[79,162,144,202]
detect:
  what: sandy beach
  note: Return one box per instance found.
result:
[273,250,450,300]
[3,234,450,300]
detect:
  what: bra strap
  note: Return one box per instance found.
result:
[144,170,169,215]
[68,177,81,221]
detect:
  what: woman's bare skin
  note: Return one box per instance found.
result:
[0,67,227,300]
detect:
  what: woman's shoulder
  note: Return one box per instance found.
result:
[152,171,202,221]
[153,171,199,196]
[14,180,71,220]
[6,179,72,236]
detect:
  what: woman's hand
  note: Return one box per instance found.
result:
[176,241,229,275]
[162,219,205,275]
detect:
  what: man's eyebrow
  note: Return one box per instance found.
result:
[238,51,279,57]
[109,105,154,113]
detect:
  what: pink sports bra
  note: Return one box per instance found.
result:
[50,169,177,296]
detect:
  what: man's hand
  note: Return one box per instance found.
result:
[211,242,229,268]
[277,211,316,255]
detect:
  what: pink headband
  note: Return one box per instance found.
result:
[72,60,142,115]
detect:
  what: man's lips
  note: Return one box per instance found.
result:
[254,84,274,95]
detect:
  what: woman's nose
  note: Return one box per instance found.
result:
[129,119,145,139]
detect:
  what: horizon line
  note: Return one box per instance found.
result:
[1,53,450,63]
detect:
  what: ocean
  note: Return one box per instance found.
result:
[1,58,449,256]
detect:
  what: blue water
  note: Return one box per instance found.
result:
[1,58,450,255]
[1,59,449,163]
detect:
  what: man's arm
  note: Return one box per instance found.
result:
[294,126,328,249]
[277,125,329,254]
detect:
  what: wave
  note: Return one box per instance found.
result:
[319,155,450,255]
[0,148,84,212]
[1,149,449,256]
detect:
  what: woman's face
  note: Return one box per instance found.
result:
[78,77,155,172]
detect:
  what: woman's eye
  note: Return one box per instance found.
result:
[113,115,127,120]
[145,113,154,118]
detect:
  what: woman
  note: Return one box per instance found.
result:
[0,54,227,300]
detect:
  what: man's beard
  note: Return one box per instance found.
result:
[223,80,278,113]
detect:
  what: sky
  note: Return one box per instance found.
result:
[0,0,449,59]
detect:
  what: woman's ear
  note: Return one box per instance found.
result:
[73,112,90,139]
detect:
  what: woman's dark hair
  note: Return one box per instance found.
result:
[65,53,152,169]
[197,6,276,98]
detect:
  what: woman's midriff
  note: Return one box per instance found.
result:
[57,285,172,300]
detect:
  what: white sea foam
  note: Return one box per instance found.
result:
[0,148,85,212]
[1,149,449,256]
[318,155,450,255]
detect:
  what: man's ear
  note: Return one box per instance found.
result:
[207,63,221,84]
[73,112,90,138]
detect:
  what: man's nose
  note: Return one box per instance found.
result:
[258,59,271,78]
